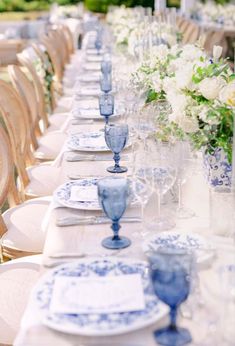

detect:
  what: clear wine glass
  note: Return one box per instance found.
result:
[97,176,131,249]
[148,248,194,346]
[175,141,196,219]
[148,140,177,231]
[105,123,129,173]
[99,94,114,124]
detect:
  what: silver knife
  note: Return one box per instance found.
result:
[66,155,115,162]
[56,216,141,227]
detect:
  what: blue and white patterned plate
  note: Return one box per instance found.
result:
[67,132,109,152]
[54,179,139,210]
[32,258,169,336]
[143,231,215,265]
[53,178,100,210]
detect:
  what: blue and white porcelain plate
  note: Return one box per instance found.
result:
[33,258,168,336]
[54,178,100,210]
[67,132,109,152]
[54,179,138,210]
[143,231,215,266]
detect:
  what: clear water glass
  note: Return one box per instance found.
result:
[105,123,129,173]
[148,141,177,231]
[99,94,114,124]
[100,73,112,94]
[148,249,194,346]
[97,176,131,249]
[174,141,195,219]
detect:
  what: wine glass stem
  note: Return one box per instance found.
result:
[170,306,178,331]
[114,153,120,169]
[105,116,109,124]
[111,221,121,240]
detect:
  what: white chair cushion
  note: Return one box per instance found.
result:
[34,131,66,160]
[48,112,69,130]
[2,198,51,253]
[0,255,41,344]
[25,162,61,197]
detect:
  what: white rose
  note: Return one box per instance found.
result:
[169,111,199,133]
[213,45,223,61]
[181,45,205,62]
[219,81,235,106]
[175,64,194,90]
[198,76,226,100]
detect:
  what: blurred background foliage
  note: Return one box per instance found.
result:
[0,0,232,13]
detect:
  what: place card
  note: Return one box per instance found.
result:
[49,274,145,314]
[70,185,97,202]
[78,136,106,148]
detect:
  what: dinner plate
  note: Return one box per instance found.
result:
[32,258,169,336]
[54,178,138,210]
[53,178,100,210]
[143,231,215,266]
[67,132,109,152]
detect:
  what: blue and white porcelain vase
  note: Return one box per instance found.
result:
[203,147,232,190]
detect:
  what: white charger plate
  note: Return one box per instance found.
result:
[31,258,169,336]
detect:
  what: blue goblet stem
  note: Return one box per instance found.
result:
[114,153,121,169]
[169,306,177,330]
[105,116,109,124]
[111,221,121,241]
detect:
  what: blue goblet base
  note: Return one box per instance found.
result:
[102,236,131,249]
[154,326,192,346]
[107,166,128,173]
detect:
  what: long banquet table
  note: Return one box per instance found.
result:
[14,31,235,346]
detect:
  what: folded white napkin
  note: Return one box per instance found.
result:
[49,274,145,314]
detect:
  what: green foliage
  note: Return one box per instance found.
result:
[0,0,82,12]
[85,0,154,13]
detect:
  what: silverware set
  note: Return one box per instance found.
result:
[56,215,141,227]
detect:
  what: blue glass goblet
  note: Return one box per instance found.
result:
[148,249,194,346]
[100,73,112,94]
[97,177,131,249]
[99,94,114,124]
[105,124,129,173]
[101,60,112,74]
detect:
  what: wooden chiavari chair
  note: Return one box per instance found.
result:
[8,65,66,162]
[0,125,50,258]
[0,80,61,199]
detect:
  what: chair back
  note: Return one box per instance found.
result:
[0,80,33,190]
[17,51,49,130]
[8,65,41,148]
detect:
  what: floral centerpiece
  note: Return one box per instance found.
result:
[132,43,235,188]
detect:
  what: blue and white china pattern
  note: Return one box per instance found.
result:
[143,231,214,265]
[203,147,232,189]
[67,132,109,152]
[54,179,100,210]
[33,258,169,336]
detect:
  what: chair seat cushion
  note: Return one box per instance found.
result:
[48,112,69,131]
[2,198,51,253]
[25,162,61,197]
[0,255,41,344]
[34,131,66,161]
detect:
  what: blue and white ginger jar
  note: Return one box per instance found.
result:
[203,147,232,189]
